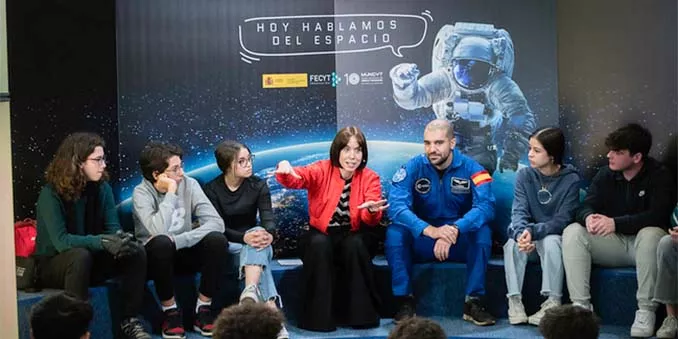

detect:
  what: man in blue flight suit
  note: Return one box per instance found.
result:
[386,119,496,326]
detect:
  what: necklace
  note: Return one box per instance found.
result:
[537,173,553,205]
[536,165,560,205]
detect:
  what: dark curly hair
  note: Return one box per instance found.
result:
[213,303,283,339]
[388,317,446,339]
[138,142,183,183]
[605,123,652,160]
[45,132,108,201]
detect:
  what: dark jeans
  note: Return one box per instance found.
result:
[298,227,381,331]
[38,247,147,318]
[145,232,228,302]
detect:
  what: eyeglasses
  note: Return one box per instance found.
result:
[165,164,184,175]
[87,157,107,165]
[237,155,255,167]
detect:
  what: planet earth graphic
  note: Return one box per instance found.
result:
[118,141,516,257]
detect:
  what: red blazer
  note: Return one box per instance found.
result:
[276,160,383,234]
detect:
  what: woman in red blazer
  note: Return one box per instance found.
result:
[275,126,388,332]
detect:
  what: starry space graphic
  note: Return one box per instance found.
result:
[9,0,675,231]
[111,0,564,256]
[116,0,561,199]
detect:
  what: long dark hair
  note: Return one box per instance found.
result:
[45,132,107,201]
[530,127,565,165]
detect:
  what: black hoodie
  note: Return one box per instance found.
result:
[575,158,675,235]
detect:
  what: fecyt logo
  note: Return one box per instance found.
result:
[308,72,342,87]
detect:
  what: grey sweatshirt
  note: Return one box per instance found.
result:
[133,176,225,250]
[507,164,582,241]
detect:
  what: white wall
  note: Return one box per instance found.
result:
[1,0,19,336]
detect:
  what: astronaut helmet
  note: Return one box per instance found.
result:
[450,36,497,92]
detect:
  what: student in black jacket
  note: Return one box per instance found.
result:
[203,140,288,339]
[562,123,675,338]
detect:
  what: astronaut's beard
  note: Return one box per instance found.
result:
[427,151,450,167]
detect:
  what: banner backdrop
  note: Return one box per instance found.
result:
[116,0,558,256]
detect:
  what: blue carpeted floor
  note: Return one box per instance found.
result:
[148,318,630,338]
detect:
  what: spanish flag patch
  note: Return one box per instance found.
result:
[471,170,492,186]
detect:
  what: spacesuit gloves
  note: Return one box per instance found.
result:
[499,150,520,172]
[390,63,420,89]
[499,131,528,173]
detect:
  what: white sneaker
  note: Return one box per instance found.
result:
[239,284,262,305]
[572,302,594,312]
[656,315,678,338]
[630,309,656,338]
[528,298,561,326]
[276,323,289,339]
[508,296,528,324]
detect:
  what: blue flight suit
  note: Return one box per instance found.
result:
[386,148,495,297]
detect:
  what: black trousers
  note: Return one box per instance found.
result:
[38,247,147,318]
[145,232,228,302]
[298,227,381,331]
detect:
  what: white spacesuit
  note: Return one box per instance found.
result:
[390,22,536,173]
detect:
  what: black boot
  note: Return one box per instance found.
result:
[394,295,416,323]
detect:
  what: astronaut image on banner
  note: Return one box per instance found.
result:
[390,22,536,174]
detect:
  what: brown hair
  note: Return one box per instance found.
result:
[45,132,108,201]
[388,316,446,339]
[213,303,283,339]
[138,142,183,183]
[329,126,368,170]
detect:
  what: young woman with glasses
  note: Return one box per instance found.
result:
[35,132,151,338]
[203,140,288,339]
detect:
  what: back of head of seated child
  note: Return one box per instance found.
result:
[212,303,284,339]
[539,304,599,339]
[388,316,446,339]
[30,292,93,339]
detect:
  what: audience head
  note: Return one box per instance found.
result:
[30,292,93,339]
[528,127,565,168]
[213,303,283,339]
[604,123,652,171]
[387,316,446,339]
[139,141,184,183]
[424,119,456,169]
[539,304,599,339]
[330,126,369,172]
[214,140,254,179]
[45,132,108,201]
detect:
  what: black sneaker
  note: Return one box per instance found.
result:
[161,308,186,339]
[120,317,151,339]
[394,295,416,323]
[463,298,496,326]
[193,305,215,337]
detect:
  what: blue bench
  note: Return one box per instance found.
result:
[18,255,639,339]
[18,186,644,338]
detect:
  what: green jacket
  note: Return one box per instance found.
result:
[35,182,120,256]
